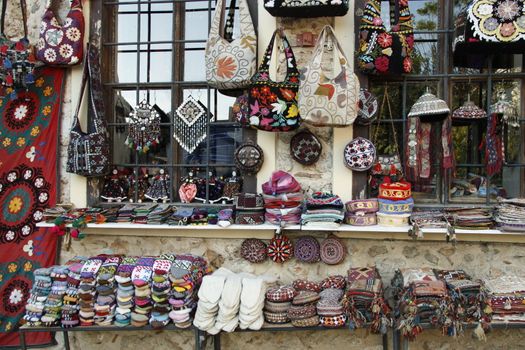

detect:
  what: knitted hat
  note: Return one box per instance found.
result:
[292,279,322,293]
[321,275,346,290]
[240,239,267,263]
[291,315,319,327]
[294,236,320,263]
[292,290,320,305]
[287,303,317,320]
[266,286,297,302]
[320,235,347,265]
[267,234,293,264]
[263,310,289,324]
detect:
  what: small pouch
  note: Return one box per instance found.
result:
[235,209,265,225]
[234,193,264,210]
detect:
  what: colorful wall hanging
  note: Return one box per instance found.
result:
[0,66,64,347]
[125,99,160,153]
[173,95,208,154]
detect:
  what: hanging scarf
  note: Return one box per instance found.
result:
[484,113,503,177]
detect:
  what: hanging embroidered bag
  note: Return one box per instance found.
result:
[0,0,36,95]
[263,0,349,18]
[299,25,359,127]
[357,0,414,75]
[248,29,300,132]
[453,0,525,68]
[36,0,84,66]
[66,45,110,177]
[205,0,256,91]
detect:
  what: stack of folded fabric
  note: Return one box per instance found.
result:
[344,266,390,333]
[131,257,156,327]
[494,198,525,232]
[301,192,344,228]
[234,193,266,225]
[171,254,211,328]
[24,267,52,326]
[434,269,490,331]
[102,207,120,223]
[262,171,303,226]
[114,256,137,327]
[393,267,449,340]
[133,203,157,224]
[116,204,135,223]
[78,256,106,326]
[238,274,271,330]
[207,208,219,225]
[218,209,234,227]
[485,275,525,323]
[317,288,346,328]
[43,205,71,222]
[147,204,173,224]
[264,285,297,324]
[61,257,87,328]
[345,199,378,226]
[410,210,447,229]
[94,256,121,326]
[168,207,194,226]
[193,268,228,332]
[149,255,174,328]
[377,180,413,226]
[41,265,69,326]
[190,208,209,225]
[289,290,320,327]
[445,207,493,229]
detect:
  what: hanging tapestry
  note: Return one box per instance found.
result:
[173,95,208,154]
[0,67,63,347]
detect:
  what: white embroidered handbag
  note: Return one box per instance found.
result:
[205,0,256,91]
[299,25,359,127]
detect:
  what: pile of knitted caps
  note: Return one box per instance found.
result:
[262,170,303,226]
[23,254,210,329]
[193,267,277,333]
[301,192,345,229]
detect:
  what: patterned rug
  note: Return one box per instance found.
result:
[0,67,64,346]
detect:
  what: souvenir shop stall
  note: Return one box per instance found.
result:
[1,0,525,349]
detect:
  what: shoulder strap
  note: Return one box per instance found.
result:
[238,0,255,36]
[86,43,108,134]
[373,85,400,155]
[71,48,89,131]
[392,0,413,30]
[361,0,383,28]
[223,0,236,42]
[209,0,226,38]
[1,0,28,37]
[311,25,350,71]
[259,29,298,76]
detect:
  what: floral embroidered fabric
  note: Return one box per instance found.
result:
[248,30,300,132]
[357,0,414,75]
[263,0,349,18]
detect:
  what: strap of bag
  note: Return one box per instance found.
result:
[1,0,28,38]
[223,0,236,42]
[311,25,350,73]
[373,85,400,156]
[210,0,254,39]
[259,29,298,77]
[46,0,82,11]
[70,47,89,131]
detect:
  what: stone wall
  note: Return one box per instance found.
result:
[6,0,525,349]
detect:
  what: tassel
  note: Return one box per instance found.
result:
[474,322,486,341]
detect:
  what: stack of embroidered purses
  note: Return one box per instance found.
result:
[445,207,493,229]
[24,267,53,326]
[41,265,69,326]
[289,289,320,327]
[343,266,390,333]
[61,257,87,328]
[79,256,106,326]
[264,285,297,325]
[149,255,174,328]
[317,287,346,329]
[485,275,525,323]
[262,171,303,226]
[103,206,121,223]
[133,203,157,224]
[131,257,156,327]
[94,256,121,326]
[392,267,448,340]
[114,256,138,327]
[301,192,344,229]
[495,198,525,232]
[147,204,173,224]
[116,204,136,223]
[234,193,266,225]
[434,269,490,334]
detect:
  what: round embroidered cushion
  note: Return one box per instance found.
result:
[266,285,297,302]
[320,236,347,265]
[240,238,267,263]
[292,279,322,293]
[344,137,376,172]
[290,131,322,166]
[293,236,320,263]
[264,310,289,324]
[292,290,321,305]
[320,314,347,328]
[287,303,317,320]
[267,234,293,263]
[234,142,264,175]
[321,275,347,290]
[291,315,319,327]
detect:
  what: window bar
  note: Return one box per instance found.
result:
[486,55,494,206]
[133,1,143,203]
[442,0,451,205]
[169,2,178,202]
[205,0,213,203]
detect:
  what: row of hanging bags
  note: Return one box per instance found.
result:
[36,0,85,66]
[0,0,36,95]
[357,0,414,75]
[263,0,349,18]
[298,25,359,127]
[205,0,256,93]
[66,44,110,177]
